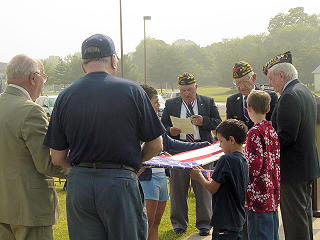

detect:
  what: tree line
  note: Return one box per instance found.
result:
[43,7,320,91]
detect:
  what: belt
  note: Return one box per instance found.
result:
[75,162,138,174]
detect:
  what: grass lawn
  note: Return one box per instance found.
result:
[160,85,236,102]
[53,179,199,240]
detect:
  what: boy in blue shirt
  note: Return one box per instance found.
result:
[190,119,249,239]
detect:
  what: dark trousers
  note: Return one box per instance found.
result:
[170,164,212,230]
[66,167,147,240]
[280,181,314,240]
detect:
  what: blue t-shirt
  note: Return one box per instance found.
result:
[210,151,249,232]
[44,72,165,169]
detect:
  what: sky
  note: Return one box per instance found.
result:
[0,0,318,63]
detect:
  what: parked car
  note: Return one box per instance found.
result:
[260,84,274,91]
[162,91,180,101]
[158,95,165,117]
[35,95,57,118]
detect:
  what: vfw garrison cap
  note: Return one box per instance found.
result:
[178,72,196,85]
[232,61,253,79]
[262,51,292,75]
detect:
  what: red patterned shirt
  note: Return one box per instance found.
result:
[244,120,280,213]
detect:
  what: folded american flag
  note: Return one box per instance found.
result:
[143,141,223,170]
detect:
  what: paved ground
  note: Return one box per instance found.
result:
[184,210,320,240]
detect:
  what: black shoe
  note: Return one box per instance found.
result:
[174,228,186,234]
[199,228,210,236]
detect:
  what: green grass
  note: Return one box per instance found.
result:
[160,85,236,102]
[53,179,199,240]
[53,180,68,240]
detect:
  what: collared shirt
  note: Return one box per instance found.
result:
[179,98,201,141]
[281,78,296,94]
[8,84,32,100]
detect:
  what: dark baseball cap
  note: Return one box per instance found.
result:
[81,34,116,59]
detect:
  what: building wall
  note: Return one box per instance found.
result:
[315,73,320,92]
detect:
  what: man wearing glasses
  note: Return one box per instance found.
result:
[226,61,278,129]
[0,54,69,240]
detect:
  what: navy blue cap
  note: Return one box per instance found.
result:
[81,34,116,59]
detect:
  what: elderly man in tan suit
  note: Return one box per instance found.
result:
[0,54,69,240]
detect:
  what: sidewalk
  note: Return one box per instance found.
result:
[184,211,320,240]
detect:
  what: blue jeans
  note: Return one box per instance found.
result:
[246,209,279,240]
[66,167,147,240]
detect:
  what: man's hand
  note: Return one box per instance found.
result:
[160,151,171,156]
[191,115,203,126]
[170,127,182,136]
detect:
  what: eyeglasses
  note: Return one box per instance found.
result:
[35,72,48,83]
[233,77,252,87]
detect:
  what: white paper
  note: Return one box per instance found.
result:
[170,116,196,134]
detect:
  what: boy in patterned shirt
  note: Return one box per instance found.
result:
[244,90,280,240]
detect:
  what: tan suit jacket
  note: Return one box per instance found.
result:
[0,86,69,226]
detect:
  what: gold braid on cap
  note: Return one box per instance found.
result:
[262,51,292,75]
[178,72,196,85]
[232,61,253,78]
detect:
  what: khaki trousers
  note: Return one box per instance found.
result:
[0,223,53,240]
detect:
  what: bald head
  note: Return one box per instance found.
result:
[6,54,42,83]
[6,54,45,101]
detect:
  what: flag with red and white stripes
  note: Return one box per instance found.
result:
[143,141,223,170]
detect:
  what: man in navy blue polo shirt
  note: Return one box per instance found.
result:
[44,34,164,240]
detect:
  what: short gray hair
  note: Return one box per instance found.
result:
[6,54,40,82]
[82,46,111,65]
[268,62,298,80]
[247,71,255,78]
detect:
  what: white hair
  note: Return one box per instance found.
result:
[268,62,298,80]
[6,54,40,83]
[82,46,111,65]
[247,71,255,78]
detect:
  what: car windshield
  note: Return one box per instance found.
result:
[158,95,165,104]
[49,97,57,107]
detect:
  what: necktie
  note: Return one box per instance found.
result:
[243,96,250,127]
[186,111,194,142]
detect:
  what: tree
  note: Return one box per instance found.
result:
[265,23,320,86]
[179,44,216,86]
[116,53,143,84]
[172,39,197,46]
[51,59,68,85]
[268,7,320,34]
[132,38,169,77]
[206,33,267,88]
[64,52,84,84]
[42,55,61,83]
[147,44,186,90]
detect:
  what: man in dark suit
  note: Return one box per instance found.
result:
[227,61,278,129]
[161,72,221,236]
[264,51,320,240]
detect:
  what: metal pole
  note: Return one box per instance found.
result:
[144,19,147,85]
[119,0,124,78]
[143,16,151,85]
